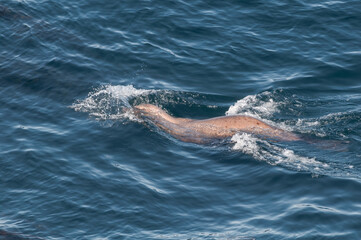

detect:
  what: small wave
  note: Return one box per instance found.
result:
[147,231,255,240]
[291,110,361,139]
[112,162,169,195]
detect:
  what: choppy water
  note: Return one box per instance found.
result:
[1,1,361,239]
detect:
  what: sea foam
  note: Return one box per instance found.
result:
[71,85,155,121]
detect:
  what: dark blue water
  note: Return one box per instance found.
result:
[1,1,361,239]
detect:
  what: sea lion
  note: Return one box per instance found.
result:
[133,104,301,143]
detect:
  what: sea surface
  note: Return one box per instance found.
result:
[1,1,361,239]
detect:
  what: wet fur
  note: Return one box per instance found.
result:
[134,104,301,143]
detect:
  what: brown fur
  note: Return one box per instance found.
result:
[134,104,301,143]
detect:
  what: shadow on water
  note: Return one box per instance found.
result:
[0,230,43,240]
[0,5,31,20]
[0,4,79,42]
[300,135,350,152]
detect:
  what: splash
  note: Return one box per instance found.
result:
[230,133,329,173]
[226,91,281,118]
[227,91,357,177]
[231,131,358,178]
[70,84,203,121]
[226,90,358,178]
[71,85,156,121]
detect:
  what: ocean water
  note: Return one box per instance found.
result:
[1,0,361,239]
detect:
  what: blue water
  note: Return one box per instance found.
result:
[1,1,361,239]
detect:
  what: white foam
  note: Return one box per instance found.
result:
[226,91,352,138]
[71,85,155,121]
[227,92,325,173]
[226,92,280,118]
[231,133,261,157]
[227,92,350,138]
[231,133,327,173]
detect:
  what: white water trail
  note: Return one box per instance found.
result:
[231,133,329,174]
[227,91,357,178]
